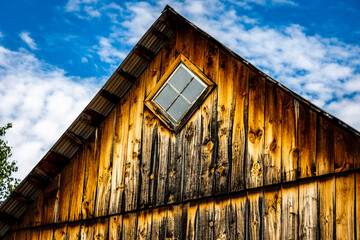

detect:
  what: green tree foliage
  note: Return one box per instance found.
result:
[0,123,20,202]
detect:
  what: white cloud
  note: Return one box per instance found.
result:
[19,32,38,50]
[81,56,88,63]
[0,46,99,179]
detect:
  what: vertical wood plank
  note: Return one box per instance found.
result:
[94,218,109,240]
[175,22,190,60]
[137,209,153,239]
[318,176,335,239]
[198,198,214,240]
[57,158,73,223]
[125,75,145,211]
[182,116,201,201]
[299,180,317,239]
[334,127,354,172]
[356,172,360,240]
[199,40,219,198]
[214,197,231,240]
[281,183,298,240]
[248,190,263,240]
[161,28,176,76]
[355,137,360,169]
[69,148,86,221]
[80,220,95,239]
[42,174,60,224]
[229,193,247,239]
[151,207,168,240]
[165,131,179,204]
[215,50,234,195]
[109,96,130,214]
[82,133,99,219]
[263,186,281,240]
[27,228,40,240]
[335,173,355,240]
[95,109,116,217]
[109,215,122,240]
[316,116,334,175]
[247,71,265,188]
[155,129,170,206]
[185,202,198,240]
[167,204,187,240]
[282,94,299,182]
[67,223,81,240]
[122,213,138,239]
[53,224,67,240]
[264,82,282,185]
[298,105,316,178]
[38,227,53,240]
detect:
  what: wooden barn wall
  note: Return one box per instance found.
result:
[6,22,360,239]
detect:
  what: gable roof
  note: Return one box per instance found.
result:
[0,5,359,238]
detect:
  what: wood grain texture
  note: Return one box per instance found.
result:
[214,197,231,240]
[318,176,335,240]
[230,193,247,239]
[82,133,99,219]
[198,198,214,240]
[282,94,299,182]
[42,174,60,225]
[335,173,355,240]
[264,82,282,185]
[281,184,298,240]
[264,187,281,240]
[57,158,74,223]
[356,172,360,240]
[109,97,130,214]
[248,190,263,240]
[39,227,53,240]
[109,215,122,240]
[67,223,81,240]
[137,209,152,239]
[299,180,317,239]
[27,229,40,240]
[216,50,234,195]
[95,109,116,217]
[69,149,86,221]
[151,207,168,239]
[53,224,67,240]
[334,126,354,173]
[247,71,265,188]
[355,137,360,169]
[122,213,138,239]
[185,202,199,240]
[316,116,334,175]
[298,104,316,179]
[155,128,170,206]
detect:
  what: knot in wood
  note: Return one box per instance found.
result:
[221,105,226,112]
[256,129,263,138]
[209,221,214,227]
[249,131,256,144]
[269,140,277,151]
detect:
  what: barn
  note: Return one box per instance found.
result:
[1,5,360,239]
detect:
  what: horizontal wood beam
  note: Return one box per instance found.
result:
[26,175,50,188]
[83,107,106,127]
[117,68,137,82]
[64,130,87,146]
[99,89,121,104]
[11,192,33,204]
[150,27,169,41]
[134,45,156,62]
[0,211,18,225]
[37,151,70,177]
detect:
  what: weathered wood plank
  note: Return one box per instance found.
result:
[356,172,360,240]
[282,94,299,182]
[199,40,219,198]
[57,158,74,223]
[53,224,67,240]
[69,148,86,221]
[95,109,116,217]
[27,228,40,240]
[42,174,60,225]
[281,183,298,240]
[298,105,316,178]
[248,190,263,240]
[316,116,334,175]
[95,218,109,240]
[182,115,202,201]
[122,213,138,239]
[198,198,214,240]
[109,97,130,214]
[161,28,176,75]
[335,172,355,240]
[214,197,231,240]
[299,180,317,239]
[334,127,354,172]
[167,204,187,240]
[125,75,145,211]
[80,220,95,239]
[67,223,81,240]
[247,71,265,188]
[82,133,99,219]
[109,215,122,240]
[175,22,190,59]
[185,202,198,240]
[231,60,248,192]
[215,50,234,195]
[229,193,247,239]
[264,82,282,185]
[263,186,281,240]
[165,131,178,204]
[39,227,53,240]
[137,209,152,239]
[151,207,168,239]
[155,129,170,206]
[318,176,335,239]
[355,137,360,169]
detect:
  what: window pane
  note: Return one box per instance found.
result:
[182,79,205,103]
[169,66,193,92]
[154,84,178,110]
[167,96,190,122]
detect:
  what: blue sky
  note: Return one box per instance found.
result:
[0,0,359,179]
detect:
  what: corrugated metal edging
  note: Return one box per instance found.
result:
[0,7,175,238]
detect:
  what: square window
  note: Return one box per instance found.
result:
[145,54,215,132]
